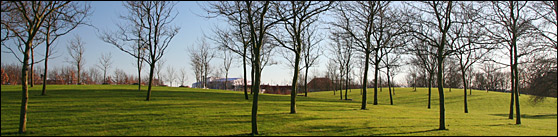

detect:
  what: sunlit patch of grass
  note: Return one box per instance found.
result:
[1,85,556,136]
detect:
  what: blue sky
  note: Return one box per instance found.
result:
[1,1,410,87]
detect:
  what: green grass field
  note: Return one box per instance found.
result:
[1,85,556,136]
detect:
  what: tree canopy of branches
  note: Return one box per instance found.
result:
[269,1,332,114]
[39,1,91,95]
[66,35,86,85]
[189,38,215,89]
[205,1,288,135]
[331,1,390,110]
[205,1,252,100]
[97,52,112,84]
[485,1,539,125]
[448,1,493,113]
[328,29,354,101]
[407,1,456,130]
[300,25,323,97]
[0,1,90,133]
[100,1,180,101]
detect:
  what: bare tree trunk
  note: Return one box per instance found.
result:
[30,48,35,87]
[304,65,309,97]
[146,63,155,101]
[243,51,248,99]
[388,66,393,105]
[437,52,446,130]
[362,51,370,109]
[251,66,254,94]
[77,63,81,85]
[509,50,514,119]
[413,75,417,91]
[338,72,343,100]
[225,73,228,90]
[19,42,31,134]
[373,55,379,105]
[41,47,50,95]
[251,67,260,135]
[428,74,432,109]
[462,69,468,113]
[251,45,262,136]
[345,64,349,100]
[379,75,382,92]
[137,49,142,92]
[513,40,521,124]
[290,53,300,114]
[333,76,336,95]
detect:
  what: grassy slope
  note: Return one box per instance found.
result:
[1,85,556,136]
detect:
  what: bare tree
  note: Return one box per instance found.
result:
[190,52,203,87]
[448,1,494,113]
[205,1,251,99]
[245,2,273,134]
[407,38,437,109]
[331,1,390,109]
[381,36,405,105]
[130,55,145,86]
[87,67,101,84]
[531,1,557,64]
[2,39,44,87]
[155,59,166,86]
[101,1,179,100]
[39,2,91,95]
[485,1,539,124]
[268,1,331,114]
[100,1,147,91]
[329,28,354,100]
[219,47,234,90]
[179,67,188,87]
[207,1,288,134]
[325,60,339,95]
[301,25,323,97]
[443,57,461,93]
[0,1,83,133]
[28,39,44,88]
[97,52,112,84]
[189,38,215,88]
[66,35,86,85]
[367,3,411,105]
[407,1,458,130]
[165,65,175,87]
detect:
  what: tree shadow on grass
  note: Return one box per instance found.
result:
[0,131,38,136]
[489,113,557,119]
[0,132,19,136]
[225,133,253,136]
[262,124,441,136]
[368,128,441,136]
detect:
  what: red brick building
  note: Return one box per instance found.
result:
[307,77,334,92]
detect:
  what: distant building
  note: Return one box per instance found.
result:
[307,77,334,92]
[192,77,246,90]
[260,84,293,95]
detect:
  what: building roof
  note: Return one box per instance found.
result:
[213,78,242,82]
[308,77,333,84]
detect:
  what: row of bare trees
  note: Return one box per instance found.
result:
[100,1,180,101]
[1,1,92,133]
[0,62,173,86]
[402,1,556,128]
[205,1,556,134]
[2,1,555,135]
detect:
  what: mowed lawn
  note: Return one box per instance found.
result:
[1,85,556,136]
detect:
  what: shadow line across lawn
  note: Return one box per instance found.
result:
[489,113,557,119]
[368,128,441,136]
